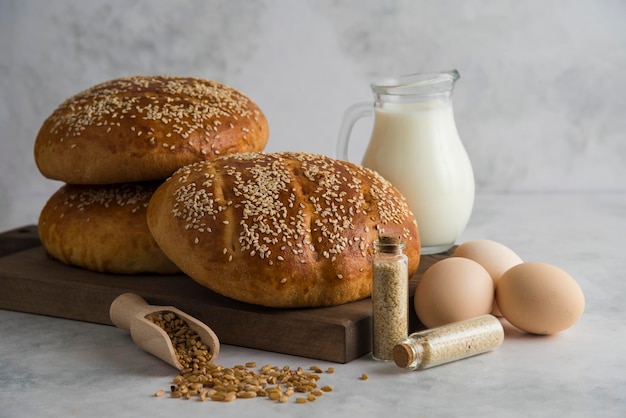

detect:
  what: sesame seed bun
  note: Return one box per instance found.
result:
[34,76,269,184]
[38,182,180,274]
[147,151,421,308]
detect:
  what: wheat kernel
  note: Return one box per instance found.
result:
[237,391,257,399]
[268,391,281,400]
[210,393,225,402]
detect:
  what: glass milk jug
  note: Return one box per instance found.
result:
[337,69,474,255]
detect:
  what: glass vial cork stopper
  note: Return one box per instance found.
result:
[392,314,504,370]
[372,233,409,361]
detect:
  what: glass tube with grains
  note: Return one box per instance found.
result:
[393,314,504,370]
[372,234,409,361]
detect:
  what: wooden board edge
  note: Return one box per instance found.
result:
[0,245,371,363]
[0,226,456,363]
[0,225,41,258]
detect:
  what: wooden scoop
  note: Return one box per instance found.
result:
[109,293,220,370]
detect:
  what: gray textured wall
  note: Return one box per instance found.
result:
[1,0,625,232]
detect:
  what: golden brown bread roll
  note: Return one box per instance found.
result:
[34,76,269,184]
[147,151,420,308]
[38,182,180,274]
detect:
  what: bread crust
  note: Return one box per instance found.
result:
[147,152,420,308]
[34,76,269,184]
[38,182,180,274]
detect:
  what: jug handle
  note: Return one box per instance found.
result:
[335,101,373,161]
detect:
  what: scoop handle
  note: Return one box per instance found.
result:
[109,292,152,330]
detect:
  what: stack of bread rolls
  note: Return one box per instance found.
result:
[35,75,269,274]
[34,75,421,308]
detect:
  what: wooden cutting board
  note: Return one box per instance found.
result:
[0,225,454,363]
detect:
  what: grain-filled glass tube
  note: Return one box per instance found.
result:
[372,234,409,361]
[393,314,504,370]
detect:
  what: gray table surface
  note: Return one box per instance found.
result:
[1,192,624,418]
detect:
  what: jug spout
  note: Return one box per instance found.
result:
[372,69,459,103]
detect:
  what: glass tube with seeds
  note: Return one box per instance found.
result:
[371,234,409,361]
[392,314,504,370]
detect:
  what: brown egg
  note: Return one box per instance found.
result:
[496,262,585,335]
[454,239,523,316]
[414,257,494,328]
